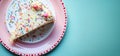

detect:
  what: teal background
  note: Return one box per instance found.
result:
[0,0,120,56]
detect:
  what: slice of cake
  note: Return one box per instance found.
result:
[8,1,55,43]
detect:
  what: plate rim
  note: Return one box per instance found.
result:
[0,0,67,56]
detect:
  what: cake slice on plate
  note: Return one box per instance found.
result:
[9,1,55,44]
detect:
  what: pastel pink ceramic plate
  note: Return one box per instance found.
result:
[0,0,67,56]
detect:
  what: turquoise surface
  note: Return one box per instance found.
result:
[0,0,120,56]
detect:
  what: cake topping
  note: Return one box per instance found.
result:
[31,1,43,11]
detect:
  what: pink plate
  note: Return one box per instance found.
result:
[0,0,67,56]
